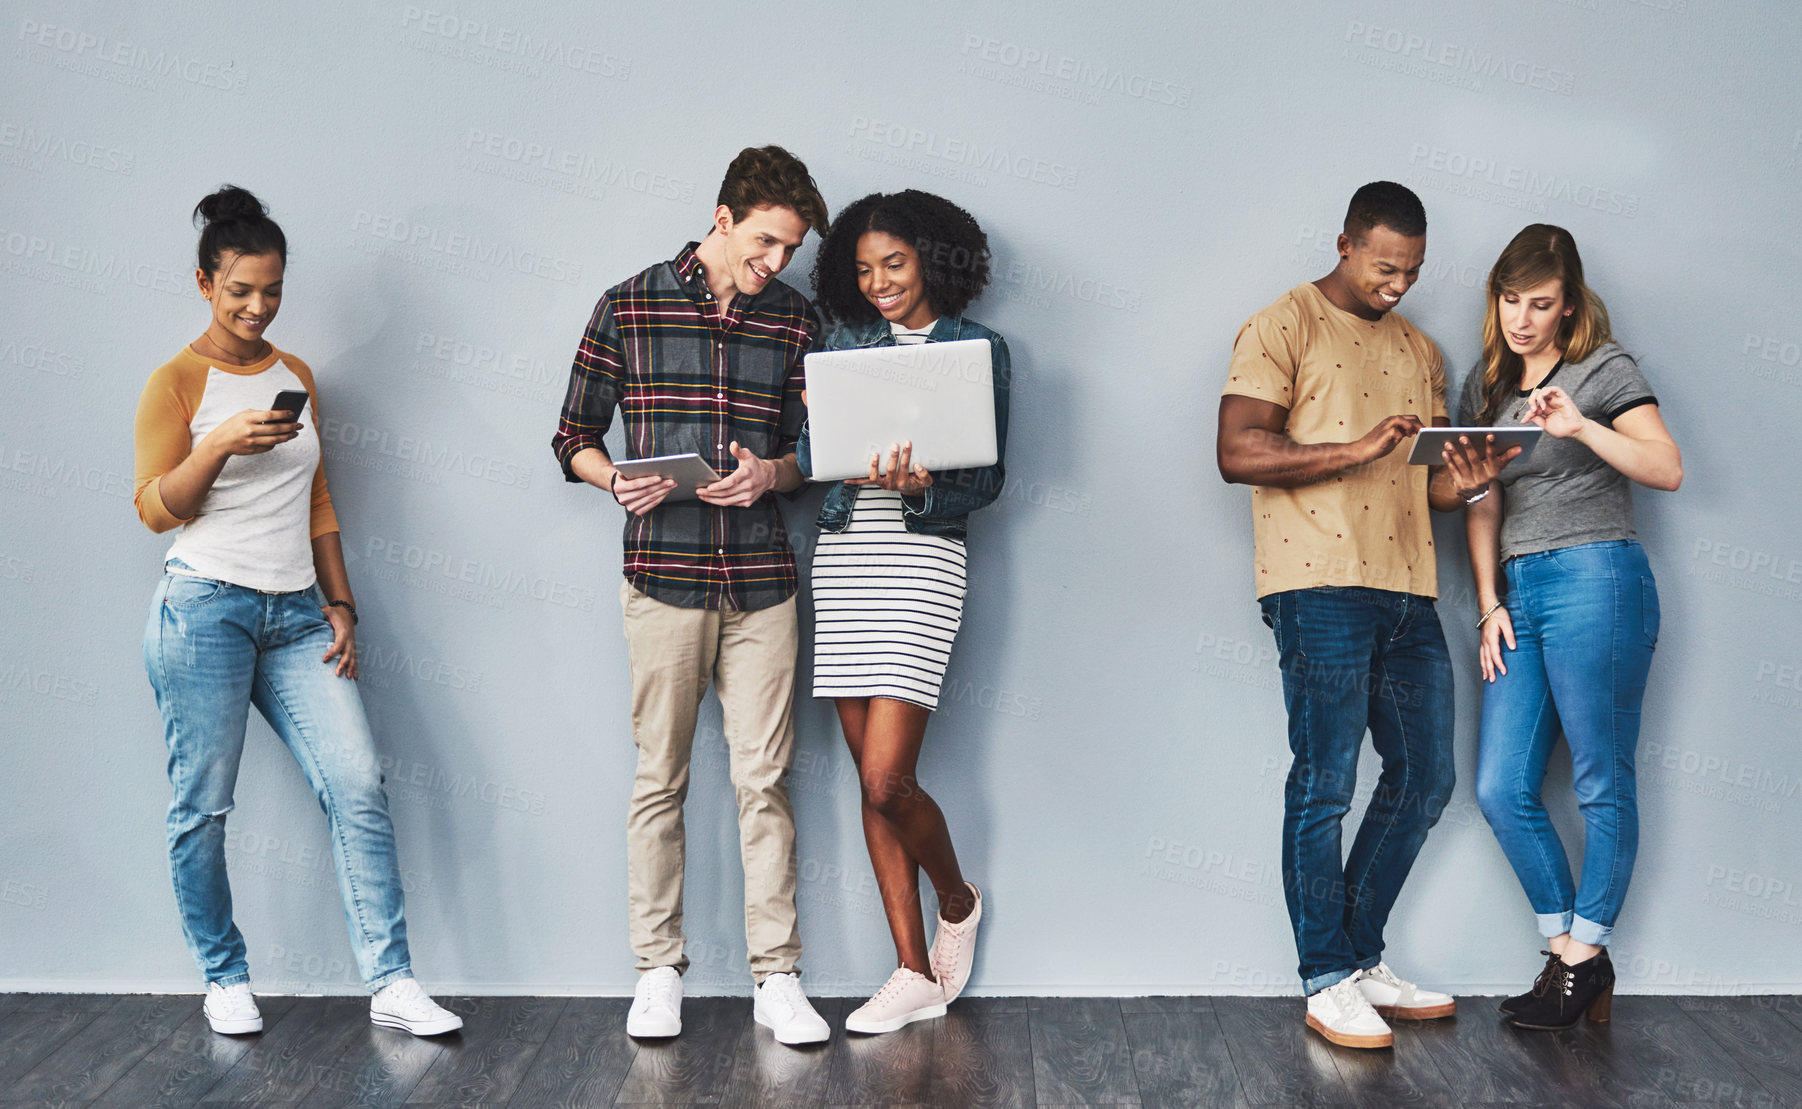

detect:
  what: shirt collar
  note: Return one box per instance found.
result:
[673,241,707,294]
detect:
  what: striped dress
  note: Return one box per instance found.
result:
[810,322,969,709]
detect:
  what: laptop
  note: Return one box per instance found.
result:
[803,338,998,482]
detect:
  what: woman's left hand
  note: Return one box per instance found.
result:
[1526,385,1589,439]
[848,441,933,495]
[322,604,359,679]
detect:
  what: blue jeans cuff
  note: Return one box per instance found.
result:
[1304,967,1359,996]
[367,968,413,994]
[1536,910,1575,938]
[208,971,251,988]
[1570,915,1613,947]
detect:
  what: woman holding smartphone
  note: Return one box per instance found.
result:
[133,186,460,1037]
[1460,224,1682,1030]
[796,190,1009,1033]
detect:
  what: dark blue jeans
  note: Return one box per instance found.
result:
[1475,540,1659,946]
[1260,587,1456,994]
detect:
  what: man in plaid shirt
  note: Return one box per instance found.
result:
[553,146,831,1045]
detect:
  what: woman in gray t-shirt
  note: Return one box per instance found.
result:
[1460,224,1683,1032]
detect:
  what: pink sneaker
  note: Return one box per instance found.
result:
[929,882,982,1002]
[844,968,947,1034]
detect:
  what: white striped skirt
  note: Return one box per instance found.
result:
[810,487,968,710]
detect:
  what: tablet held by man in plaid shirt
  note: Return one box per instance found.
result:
[551,145,832,1046]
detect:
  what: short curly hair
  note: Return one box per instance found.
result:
[811,190,991,324]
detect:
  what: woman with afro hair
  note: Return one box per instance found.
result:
[796,189,1011,1034]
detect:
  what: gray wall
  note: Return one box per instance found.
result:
[3,0,1799,997]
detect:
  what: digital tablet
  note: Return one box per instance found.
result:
[610,453,723,499]
[1406,426,1543,466]
[804,339,997,481]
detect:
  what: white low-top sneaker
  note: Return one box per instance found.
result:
[844,967,948,1035]
[1306,976,1393,1049]
[204,981,263,1035]
[1356,961,1456,1020]
[928,882,982,1004]
[626,966,683,1038]
[370,978,464,1036]
[753,972,830,1045]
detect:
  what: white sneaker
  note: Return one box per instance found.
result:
[928,882,982,1003]
[1356,961,1456,1020]
[844,967,948,1035]
[370,978,464,1036]
[204,981,263,1035]
[753,971,830,1045]
[626,966,683,1038]
[1305,976,1393,1049]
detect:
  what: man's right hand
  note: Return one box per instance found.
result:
[610,470,676,516]
[1352,414,1424,464]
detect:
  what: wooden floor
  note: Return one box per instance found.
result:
[0,992,1797,1107]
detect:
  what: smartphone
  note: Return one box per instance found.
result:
[268,389,309,420]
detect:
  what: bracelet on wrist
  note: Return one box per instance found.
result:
[1476,601,1504,629]
[326,599,358,625]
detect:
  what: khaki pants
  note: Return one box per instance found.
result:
[620,581,802,981]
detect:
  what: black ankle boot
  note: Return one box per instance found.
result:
[1499,950,1562,1016]
[1508,949,1614,1030]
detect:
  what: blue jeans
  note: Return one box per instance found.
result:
[142,561,411,991]
[1260,587,1456,995]
[1475,540,1659,947]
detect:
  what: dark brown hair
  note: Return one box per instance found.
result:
[193,185,286,275]
[717,145,828,237]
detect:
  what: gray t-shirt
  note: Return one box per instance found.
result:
[1457,341,1658,561]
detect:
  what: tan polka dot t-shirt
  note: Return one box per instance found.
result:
[1223,282,1447,600]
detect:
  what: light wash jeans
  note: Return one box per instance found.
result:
[1260,587,1457,995]
[143,560,411,991]
[1476,540,1659,947]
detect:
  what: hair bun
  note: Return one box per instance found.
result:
[193,185,266,227]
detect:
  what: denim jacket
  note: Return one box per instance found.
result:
[796,314,1011,541]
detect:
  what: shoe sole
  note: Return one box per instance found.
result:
[371,1014,464,1036]
[1375,1000,1456,1020]
[754,1010,829,1045]
[845,1001,948,1035]
[625,1017,682,1038]
[205,1013,263,1035]
[1306,1014,1393,1049]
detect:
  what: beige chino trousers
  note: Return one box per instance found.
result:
[619,581,802,982]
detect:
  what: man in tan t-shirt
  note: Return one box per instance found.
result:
[1217,181,1512,1050]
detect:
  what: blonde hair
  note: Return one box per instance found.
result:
[1475,224,1613,424]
